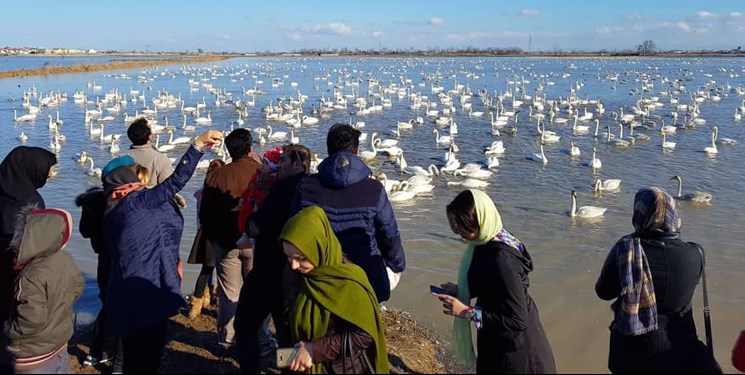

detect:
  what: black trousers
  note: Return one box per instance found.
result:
[122,322,167,374]
[235,273,291,373]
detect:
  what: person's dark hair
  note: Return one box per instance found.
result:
[282,144,311,171]
[326,123,361,155]
[225,128,253,160]
[446,190,479,236]
[127,118,151,146]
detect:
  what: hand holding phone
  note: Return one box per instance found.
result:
[430,285,449,295]
[276,348,298,369]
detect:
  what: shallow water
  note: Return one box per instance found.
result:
[1,56,744,373]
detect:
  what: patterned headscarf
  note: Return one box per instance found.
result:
[611,187,681,336]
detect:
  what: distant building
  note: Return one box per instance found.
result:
[87,48,98,54]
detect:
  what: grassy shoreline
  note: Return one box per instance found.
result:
[0,55,234,79]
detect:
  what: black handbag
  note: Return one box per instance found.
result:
[341,331,375,374]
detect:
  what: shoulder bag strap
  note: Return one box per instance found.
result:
[693,242,714,358]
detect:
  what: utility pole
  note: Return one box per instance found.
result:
[528,34,532,54]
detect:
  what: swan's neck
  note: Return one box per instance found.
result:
[677,178,683,197]
[570,194,577,217]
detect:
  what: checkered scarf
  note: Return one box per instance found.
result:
[612,187,681,336]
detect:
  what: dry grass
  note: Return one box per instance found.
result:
[0,55,233,79]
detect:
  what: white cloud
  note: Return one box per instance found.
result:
[731,12,743,18]
[445,32,492,42]
[429,17,445,26]
[315,22,352,35]
[696,11,715,19]
[285,32,303,42]
[676,22,692,32]
[372,31,385,37]
[519,10,540,17]
[625,12,645,21]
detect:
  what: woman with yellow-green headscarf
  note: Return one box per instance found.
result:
[279,205,389,374]
[434,190,555,374]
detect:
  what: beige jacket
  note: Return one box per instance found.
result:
[129,144,174,187]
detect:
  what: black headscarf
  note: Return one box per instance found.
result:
[0,146,57,240]
[102,165,142,211]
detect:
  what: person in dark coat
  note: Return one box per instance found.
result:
[0,146,56,373]
[75,187,121,370]
[5,208,84,374]
[435,189,556,374]
[595,187,715,374]
[102,130,222,374]
[236,144,311,373]
[291,124,405,303]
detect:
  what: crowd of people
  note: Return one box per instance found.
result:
[0,119,740,374]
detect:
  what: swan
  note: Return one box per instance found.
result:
[55,111,63,126]
[588,147,602,169]
[569,190,607,219]
[608,125,632,147]
[433,129,452,145]
[629,124,651,142]
[594,179,622,191]
[301,115,319,125]
[360,138,378,162]
[109,138,120,154]
[266,125,288,142]
[48,133,62,152]
[661,131,676,150]
[570,141,581,157]
[573,115,590,133]
[487,156,500,169]
[99,124,121,144]
[449,119,458,135]
[389,188,417,202]
[703,126,718,154]
[17,131,28,143]
[531,143,548,165]
[396,180,435,195]
[85,157,102,177]
[195,110,212,125]
[14,109,36,122]
[485,140,505,155]
[376,173,401,193]
[168,130,192,145]
[76,151,89,164]
[468,107,484,117]
[48,115,58,130]
[156,134,175,153]
[441,157,461,173]
[540,123,560,143]
[396,119,414,130]
[670,175,712,203]
[290,128,300,144]
[182,115,196,132]
[454,167,493,180]
[371,132,398,149]
[446,178,490,189]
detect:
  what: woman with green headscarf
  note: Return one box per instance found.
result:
[279,205,389,374]
[434,190,555,374]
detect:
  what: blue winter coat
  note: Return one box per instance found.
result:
[103,146,203,336]
[292,151,405,302]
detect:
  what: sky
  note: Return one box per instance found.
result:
[2,0,743,52]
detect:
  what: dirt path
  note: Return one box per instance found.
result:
[68,305,472,374]
[0,55,234,79]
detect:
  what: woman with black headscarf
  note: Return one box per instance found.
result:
[0,146,57,372]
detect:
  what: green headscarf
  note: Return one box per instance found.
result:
[453,189,502,366]
[280,206,389,374]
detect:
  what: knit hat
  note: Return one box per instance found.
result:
[263,147,282,170]
[102,155,136,179]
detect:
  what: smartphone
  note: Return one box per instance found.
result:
[276,347,298,369]
[430,285,449,295]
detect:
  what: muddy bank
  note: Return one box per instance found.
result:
[68,305,472,374]
[0,55,234,79]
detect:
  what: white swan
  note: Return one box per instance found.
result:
[109,138,120,154]
[13,110,37,122]
[433,129,452,145]
[540,122,560,143]
[570,141,581,157]
[573,115,590,133]
[531,143,548,165]
[290,128,300,145]
[85,157,102,177]
[588,147,602,169]
[487,156,500,169]
[17,131,28,143]
[454,167,493,180]
[48,133,62,152]
[670,175,712,203]
[371,132,398,149]
[266,125,288,142]
[168,130,192,145]
[397,180,435,194]
[485,141,505,155]
[360,138,378,162]
[703,126,718,154]
[194,110,212,125]
[661,131,676,150]
[376,173,401,193]
[76,151,89,164]
[182,115,196,132]
[447,178,490,189]
[396,119,414,130]
[389,187,418,202]
[156,134,175,153]
[594,179,622,191]
[468,107,484,117]
[569,190,607,218]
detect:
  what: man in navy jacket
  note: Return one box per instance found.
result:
[292,124,405,302]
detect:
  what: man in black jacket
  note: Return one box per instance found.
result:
[235,144,311,373]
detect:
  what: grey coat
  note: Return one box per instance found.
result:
[4,208,84,362]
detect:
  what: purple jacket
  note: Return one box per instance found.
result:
[292,152,405,302]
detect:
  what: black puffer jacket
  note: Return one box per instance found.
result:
[75,187,106,254]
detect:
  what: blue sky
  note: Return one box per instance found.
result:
[2,1,743,52]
